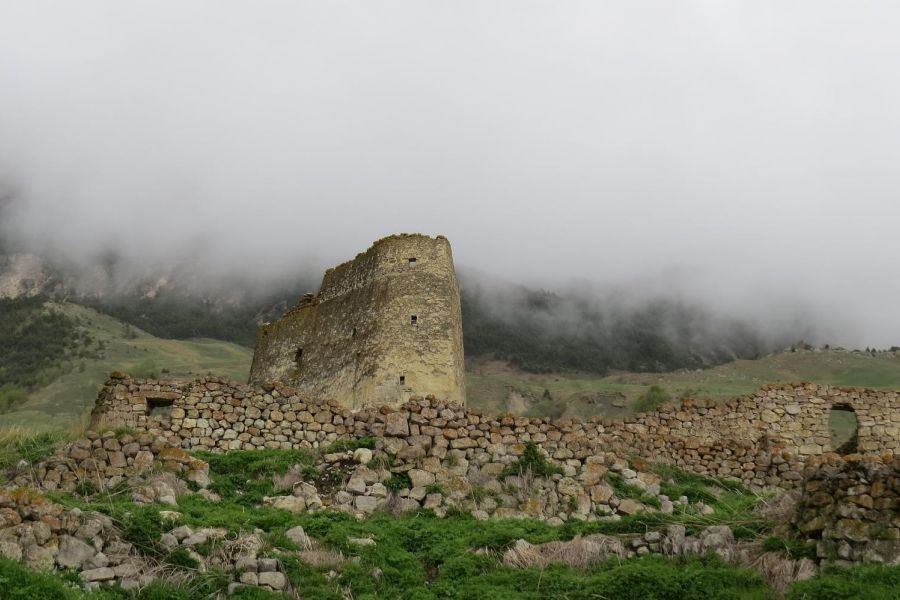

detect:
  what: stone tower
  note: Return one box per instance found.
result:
[249,234,466,409]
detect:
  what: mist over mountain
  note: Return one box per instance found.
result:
[2,2,899,354]
[0,228,818,374]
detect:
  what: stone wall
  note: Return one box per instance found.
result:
[90,375,900,491]
[793,454,900,566]
[248,234,466,409]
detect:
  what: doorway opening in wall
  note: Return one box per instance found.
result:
[828,403,859,454]
[411,315,418,325]
[399,375,406,385]
[351,327,357,337]
[147,398,174,418]
[295,348,303,369]
[408,258,417,267]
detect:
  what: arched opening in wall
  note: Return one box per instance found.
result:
[410,315,418,326]
[829,403,859,455]
[408,257,417,268]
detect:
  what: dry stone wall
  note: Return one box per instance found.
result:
[793,454,900,566]
[91,375,900,491]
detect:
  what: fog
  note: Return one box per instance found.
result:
[1,2,899,348]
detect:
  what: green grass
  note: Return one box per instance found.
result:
[0,429,70,470]
[30,448,892,599]
[0,302,252,432]
[761,536,817,560]
[467,348,900,418]
[606,473,662,508]
[634,385,672,412]
[785,563,900,600]
[322,437,376,454]
[500,442,562,479]
[193,448,317,506]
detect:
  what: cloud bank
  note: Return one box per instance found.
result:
[1,2,898,347]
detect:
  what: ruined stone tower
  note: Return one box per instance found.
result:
[249,234,466,409]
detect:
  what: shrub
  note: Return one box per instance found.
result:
[634,385,671,412]
[0,384,28,414]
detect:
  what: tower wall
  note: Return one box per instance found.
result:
[249,234,465,408]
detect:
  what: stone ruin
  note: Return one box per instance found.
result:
[249,234,466,409]
[90,376,900,487]
[1,375,898,594]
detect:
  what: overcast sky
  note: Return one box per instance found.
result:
[1,2,898,346]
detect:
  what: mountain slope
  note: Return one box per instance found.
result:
[0,302,252,431]
[466,348,900,417]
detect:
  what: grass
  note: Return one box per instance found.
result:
[606,473,661,508]
[193,448,317,506]
[24,448,891,599]
[0,429,70,470]
[500,443,563,479]
[466,349,900,418]
[785,563,900,600]
[761,536,817,561]
[1,302,252,432]
[322,436,376,454]
[634,385,672,412]
[385,471,413,493]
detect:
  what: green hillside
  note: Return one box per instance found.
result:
[0,302,252,431]
[466,348,900,418]
[4,300,900,432]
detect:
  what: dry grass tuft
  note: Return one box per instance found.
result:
[748,551,816,595]
[300,540,346,570]
[755,490,801,534]
[502,535,625,569]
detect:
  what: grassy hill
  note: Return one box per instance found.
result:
[0,302,252,431]
[466,348,900,418]
[4,301,900,432]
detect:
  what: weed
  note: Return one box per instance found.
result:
[424,483,444,495]
[500,443,562,479]
[0,430,66,469]
[606,473,660,508]
[385,472,412,493]
[193,448,315,505]
[165,547,201,569]
[322,437,376,454]
[761,536,817,560]
[634,385,671,412]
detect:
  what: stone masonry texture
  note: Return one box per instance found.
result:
[91,376,900,491]
[248,234,465,409]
